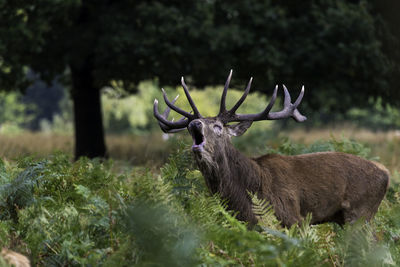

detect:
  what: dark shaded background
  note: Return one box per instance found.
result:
[0,0,399,158]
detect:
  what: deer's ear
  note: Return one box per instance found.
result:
[227,121,252,137]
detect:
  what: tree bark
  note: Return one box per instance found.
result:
[70,61,107,159]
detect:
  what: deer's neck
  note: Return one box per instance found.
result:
[194,141,266,224]
[194,141,263,199]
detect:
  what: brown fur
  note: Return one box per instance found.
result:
[189,118,389,227]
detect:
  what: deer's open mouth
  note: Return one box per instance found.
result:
[188,121,205,152]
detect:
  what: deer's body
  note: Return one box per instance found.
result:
[192,127,389,227]
[256,152,388,226]
[154,70,389,227]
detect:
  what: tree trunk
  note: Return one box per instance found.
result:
[70,61,107,159]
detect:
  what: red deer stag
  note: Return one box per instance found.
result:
[153,70,389,227]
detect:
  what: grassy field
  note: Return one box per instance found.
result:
[1,125,399,173]
[0,132,172,166]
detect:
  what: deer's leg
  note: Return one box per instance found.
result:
[227,195,259,227]
[342,195,382,224]
[342,200,370,224]
[275,197,303,227]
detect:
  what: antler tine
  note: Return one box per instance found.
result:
[162,89,194,119]
[293,85,305,108]
[158,117,188,133]
[266,85,306,121]
[153,99,190,130]
[261,84,278,115]
[219,69,233,115]
[291,86,306,122]
[154,77,203,133]
[162,95,179,117]
[181,77,202,118]
[159,107,190,132]
[282,84,291,107]
[229,77,253,114]
[292,109,307,122]
[232,85,278,122]
[159,95,189,132]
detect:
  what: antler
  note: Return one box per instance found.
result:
[217,71,306,123]
[153,95,187,133]
[154,78,202,133]
[154,70,306,133]
[219,69,233,115]
[232,84,306,122]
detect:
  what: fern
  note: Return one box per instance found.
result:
[251,192,281,230]
[160,141,206,202]
[107,201,200,266]
[334,221,395,267]
[0,160,47,222]
[0,136,398,266]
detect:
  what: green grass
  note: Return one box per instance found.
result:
[0,137,399,266]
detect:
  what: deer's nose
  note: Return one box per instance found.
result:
[188,120,202,131]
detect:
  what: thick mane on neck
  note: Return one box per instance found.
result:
[195,141,261,197]
[194,140,263,224]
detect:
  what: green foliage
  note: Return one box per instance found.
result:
[39,89,74,135]
[0,154,121,265]
[0,91,35,134]
[108,202,200,267]
[0,79,273,135]
[0,253,13,267]
[1,0,399,111]
[347,97,400,130]
[251,193,281,230]
[0,159,47,222]
[0,138,399,265]
[102,81,159,134]
[333,221,395,266]
[2,0,400,158]
[102,80,273,135]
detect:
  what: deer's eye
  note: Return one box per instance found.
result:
[213,125,222,135]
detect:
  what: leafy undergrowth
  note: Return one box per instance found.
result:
[0,139,399,266]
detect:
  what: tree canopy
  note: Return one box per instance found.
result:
[0,0,399,158]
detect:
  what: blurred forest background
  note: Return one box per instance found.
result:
[2,1,400,266]
[0,0,399,163]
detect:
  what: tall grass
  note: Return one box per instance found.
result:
[0,132,186,167]
[1,126,399,173]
